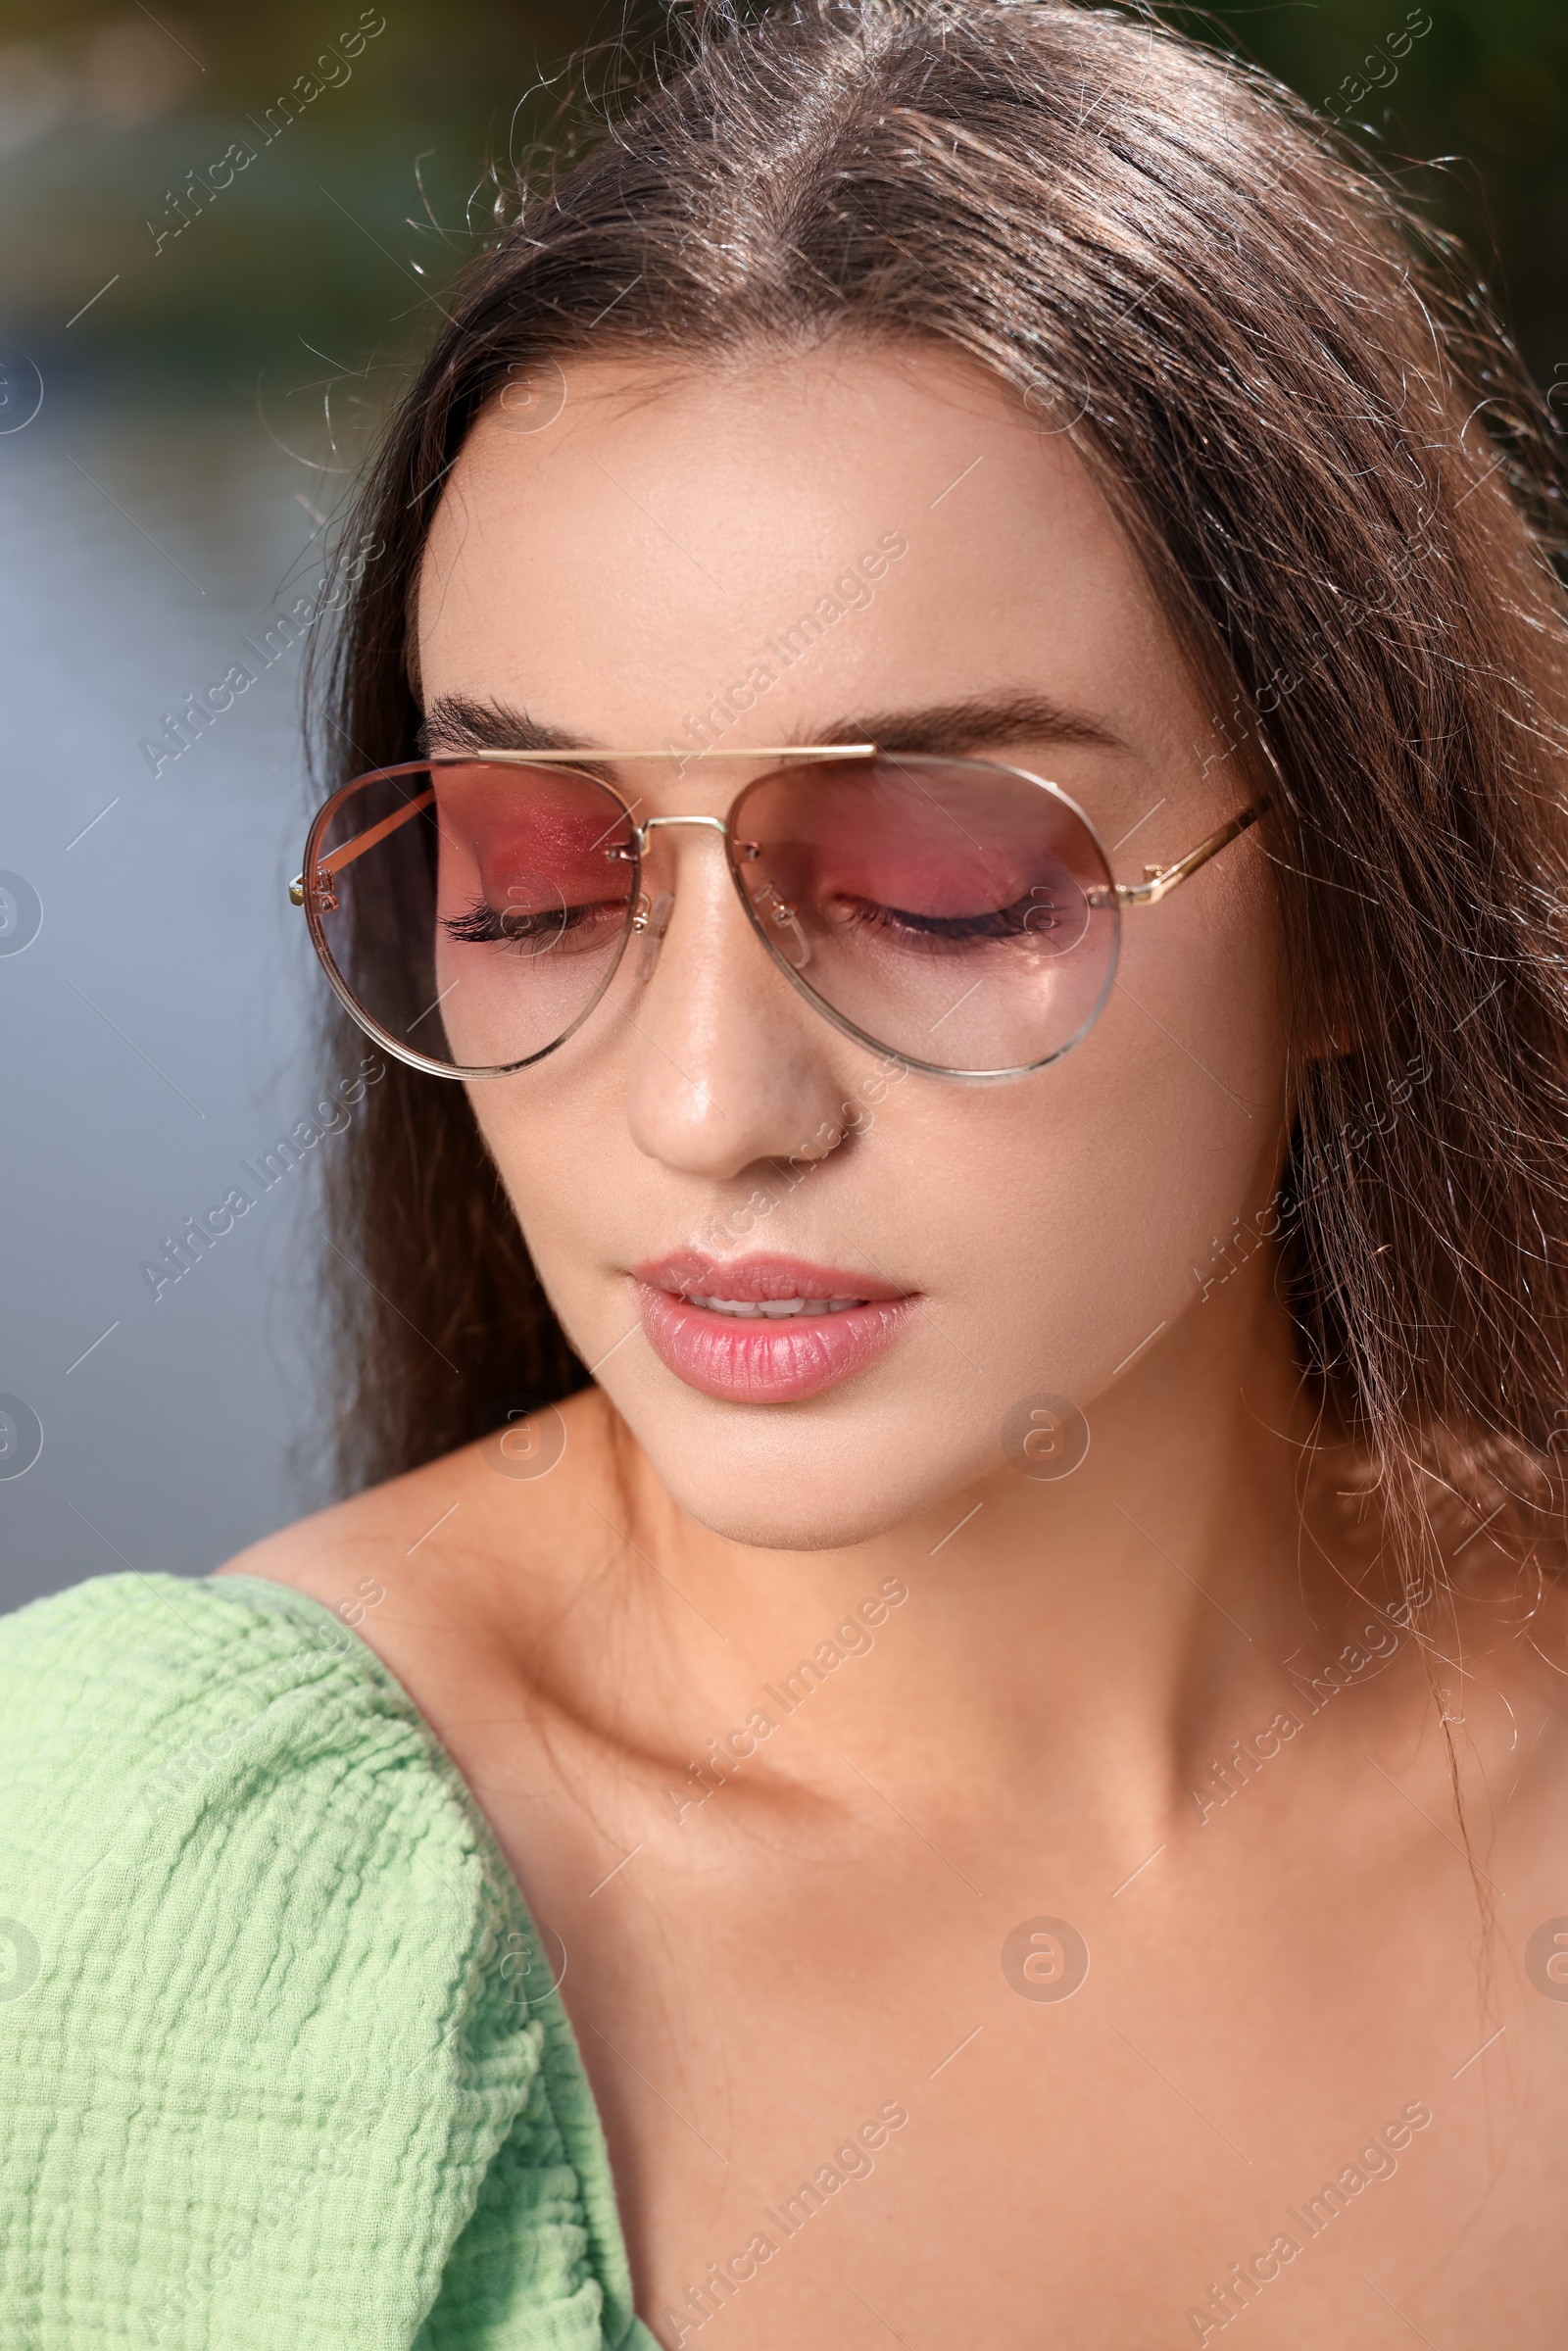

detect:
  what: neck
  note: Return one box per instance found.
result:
[565,1251,1392,1843]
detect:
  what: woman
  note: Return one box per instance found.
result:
[5,1,1566,2342]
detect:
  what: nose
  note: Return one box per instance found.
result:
[621,823,855,1184]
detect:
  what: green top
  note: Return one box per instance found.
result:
[0,1570,661,2350]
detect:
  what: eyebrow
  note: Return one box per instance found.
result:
[820,693,1127,759]
[419,689,1127,762]
[420,698,584,757]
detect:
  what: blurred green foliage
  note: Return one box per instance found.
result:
[0,0,612,393]
[1,0,1562,397]
[1183,0,1568,380]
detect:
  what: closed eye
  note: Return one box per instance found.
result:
[442,897,622,953]
[832,889,1073,948]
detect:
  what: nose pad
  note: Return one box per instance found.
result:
[635,888,675,980]
[750,879,812,971]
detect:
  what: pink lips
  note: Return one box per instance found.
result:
[630,1252,918,1402]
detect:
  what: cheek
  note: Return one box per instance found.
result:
[466,1069,598,1251]
[464,1051,664,1351]
[464,1069,566,1259]
[918,868,1287,1396]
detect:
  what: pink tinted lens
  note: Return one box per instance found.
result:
[730,755,1118,1071]
[308,761,638,1069]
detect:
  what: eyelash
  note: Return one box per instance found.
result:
[834,892,1048,947]
[442,899,611,948]
[445,889,1058,955]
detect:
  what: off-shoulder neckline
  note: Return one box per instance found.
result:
[201,1569,651,2348]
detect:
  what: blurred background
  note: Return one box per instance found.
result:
[2,0,1564,1611]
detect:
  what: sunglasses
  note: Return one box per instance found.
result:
[291,747,1264,1082]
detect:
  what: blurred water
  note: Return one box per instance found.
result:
[0,382,351,1610]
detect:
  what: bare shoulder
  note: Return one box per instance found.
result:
[213,1386,626,1702]
[215,1449,466,1609]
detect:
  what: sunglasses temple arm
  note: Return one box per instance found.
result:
[288,787,436,905]
[1113,798,1269,908]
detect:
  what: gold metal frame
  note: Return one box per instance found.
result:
[289,745,1267,1081]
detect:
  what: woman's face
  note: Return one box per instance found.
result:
[418,344,1287,1547]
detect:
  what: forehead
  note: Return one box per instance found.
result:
[416,342,1192,752]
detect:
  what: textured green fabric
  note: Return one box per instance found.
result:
[0,1571,661,2351]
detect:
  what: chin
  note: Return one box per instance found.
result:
[619,1386,997,1554]
[670,1483,906,1553]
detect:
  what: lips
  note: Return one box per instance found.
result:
[630,1252,918,1402]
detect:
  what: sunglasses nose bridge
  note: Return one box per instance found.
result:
[627,809,757,943]
[624,811,791,1003]
[632,811,730,853]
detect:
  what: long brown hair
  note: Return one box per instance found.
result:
[313,0,1568,1577]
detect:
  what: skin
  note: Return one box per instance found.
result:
[226,345,1568,2345]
